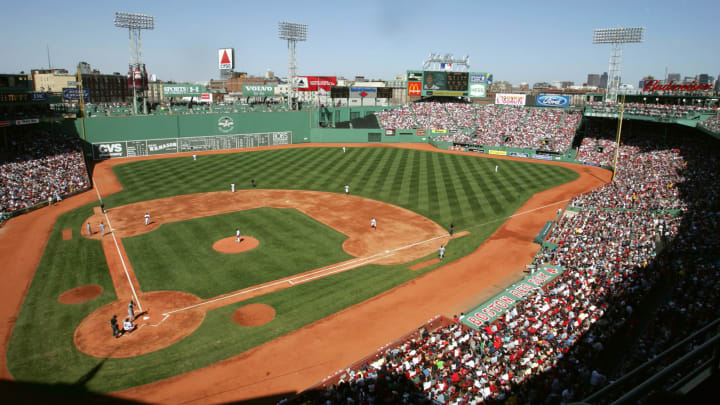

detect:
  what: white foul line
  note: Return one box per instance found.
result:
[93,179,143,312]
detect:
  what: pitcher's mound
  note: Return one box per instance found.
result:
[233,304,275,327]
[213,236,259,253]
[59,285,103,304]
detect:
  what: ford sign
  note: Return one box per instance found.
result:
[536,95,569,108]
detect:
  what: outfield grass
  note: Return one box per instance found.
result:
[8,147,578,392]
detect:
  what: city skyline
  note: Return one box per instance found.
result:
[1,0,718,86]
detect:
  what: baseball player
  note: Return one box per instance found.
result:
[99,221,105,236]
[439,245,446,260]
[128,300,135,321]
[193,154,197,161]
[110,315,121,338]
[344,184,349,196]
[449,223,454,236]
[144,213,150,226]
[123,318,135,333]
[495,165,498,173]
[342,146,346,153]
[251,179,256,188]
[371,217,376,230]
[236,229,242,243]
[86,221,91,236]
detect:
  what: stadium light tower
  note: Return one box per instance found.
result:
[114,12,155,115]
[278,22,307,110]
[593,27,644,103]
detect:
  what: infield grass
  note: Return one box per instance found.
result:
[8,146,579,392]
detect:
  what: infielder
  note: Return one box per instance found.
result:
[99,221,105,236]
[371,217,377,230]
[144,212,150,226]
[344,184,349,196]
[439,245,446,260]
[236,228,242,243]
[86,221,91,236]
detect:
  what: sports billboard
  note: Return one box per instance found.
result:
[62,88,90,101]
[163,84,207,97]
[495,93,526,106]
[295,76,337,92]
[242,85,275,97]
[218,48,234,70]
[349,87,377,98]
[536,94,570,107]
[406,71,492,97]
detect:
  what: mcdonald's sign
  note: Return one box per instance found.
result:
[408,81,421,96]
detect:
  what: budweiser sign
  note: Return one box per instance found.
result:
[642,80,713,92]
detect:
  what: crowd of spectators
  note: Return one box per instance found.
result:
[585,101,717,119]
[377,103,582,153]
[294,122,720,404]
[0,128,89,214]
[698,115,720,134]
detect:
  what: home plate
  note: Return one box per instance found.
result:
[143,316,150,320]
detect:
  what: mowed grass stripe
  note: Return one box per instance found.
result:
[366,148,400,198]
[394,149,414,205]
[445,155,481,223]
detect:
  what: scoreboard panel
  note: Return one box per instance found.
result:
[406,70,493,98]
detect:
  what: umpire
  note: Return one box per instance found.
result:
[110,315,121,338]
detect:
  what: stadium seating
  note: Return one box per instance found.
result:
[0,129,90,214]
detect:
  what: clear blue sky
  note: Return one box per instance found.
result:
[2,0,718,86]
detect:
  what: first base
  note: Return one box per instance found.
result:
[143,316,150,320]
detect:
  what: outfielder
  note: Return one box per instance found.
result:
[344,184,349,196]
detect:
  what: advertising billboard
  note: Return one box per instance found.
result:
[407,71,492,97]
[62,88,90,101]
[469,83,486,98]
[536,94,570,107]
[242,85,275,97]
[218,48,234,70]
[495,93,526,106]
[407,81,421,96]
[163,84,207,97]
[349,87,377,98]
[295,76,337,92]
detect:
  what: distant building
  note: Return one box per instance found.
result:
[697,74,712,86]
[533,82,553,91]
[31,69,75,93]
[667,73,681,82]
[81,71,130,103]
[599,72,608,89]
[587,74,600,87]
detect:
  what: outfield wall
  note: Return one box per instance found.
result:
[76,111,312,144]
[309,128,428,143]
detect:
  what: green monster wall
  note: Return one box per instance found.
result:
[76,111,312,144]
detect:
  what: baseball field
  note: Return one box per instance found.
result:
[0,143,609,403]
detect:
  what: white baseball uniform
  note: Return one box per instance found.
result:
[371,218,376,229]
[144,213,150,225]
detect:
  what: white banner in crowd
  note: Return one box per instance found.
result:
[495,93,526,106]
